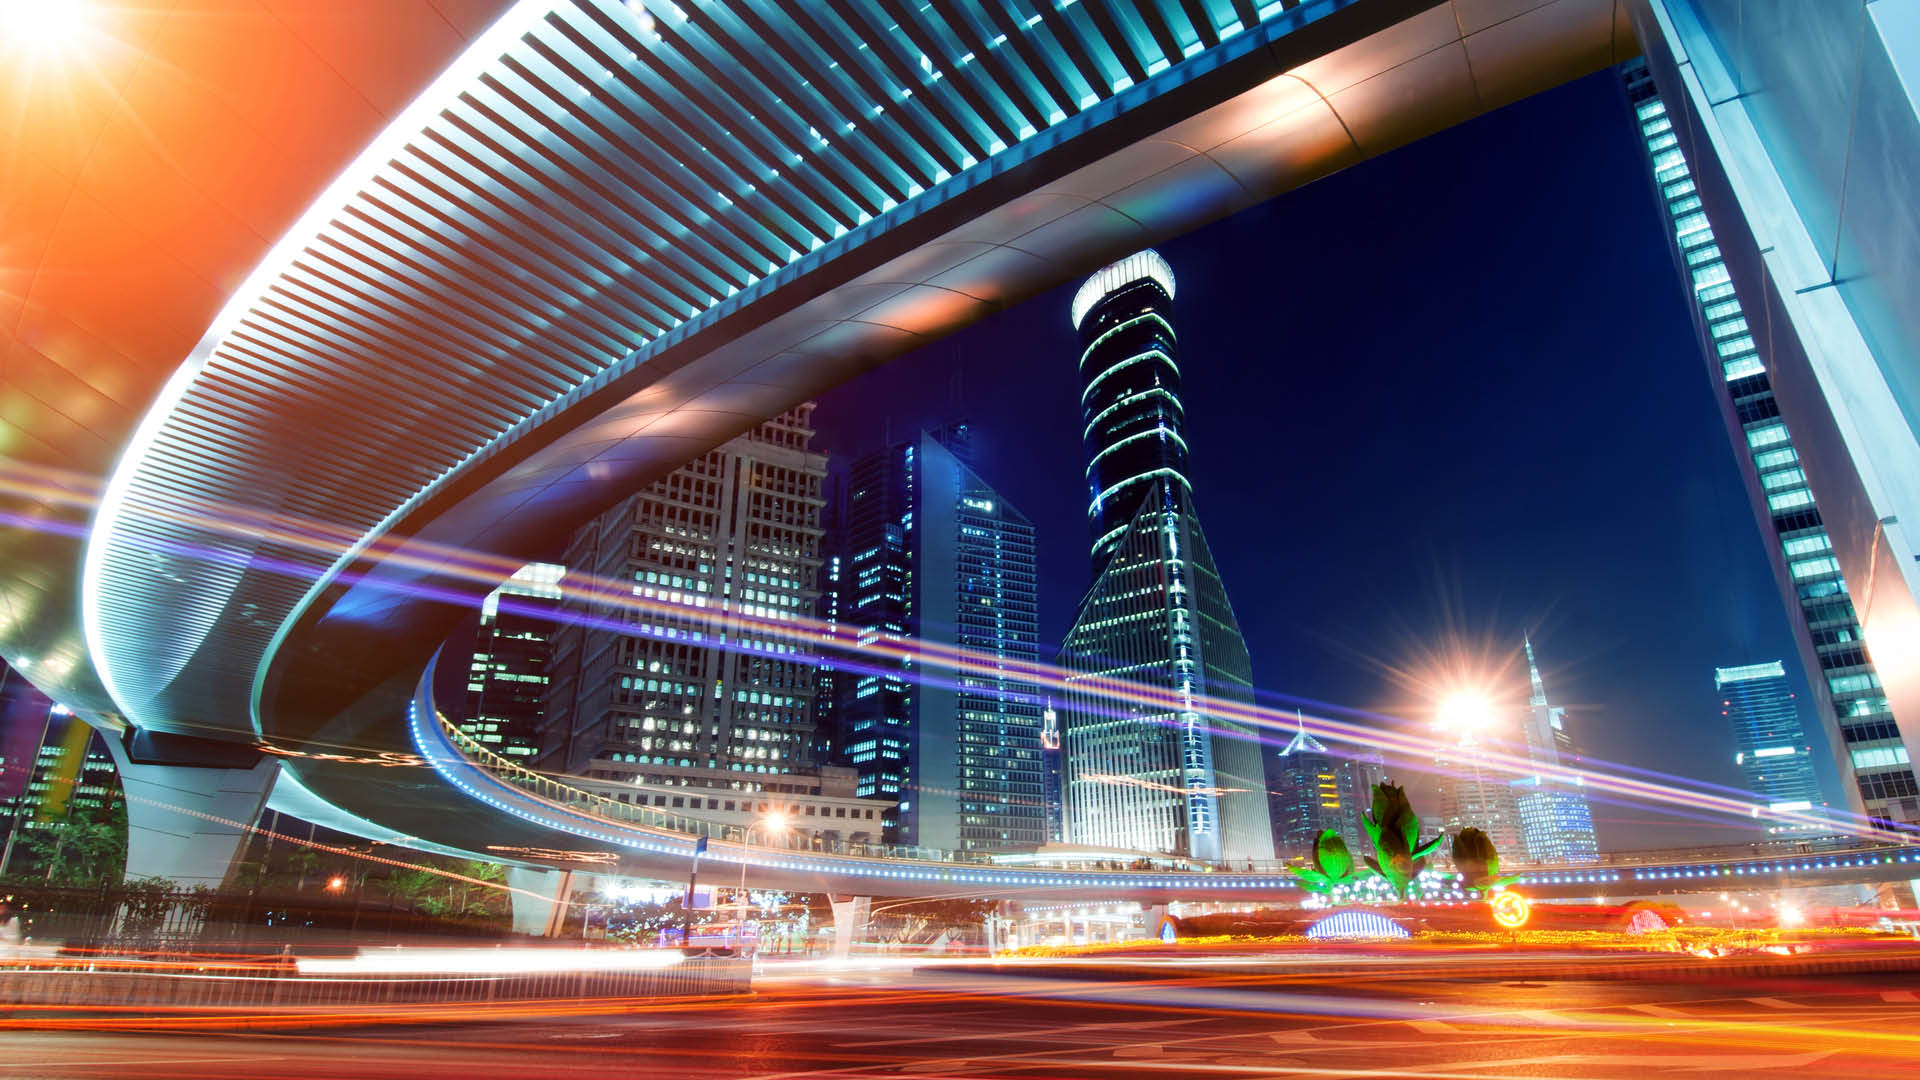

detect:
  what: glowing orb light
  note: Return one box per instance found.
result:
[1305,910,1410,940]
[1490,890,1531,929]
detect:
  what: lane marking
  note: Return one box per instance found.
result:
[1881,990,1919,1003]
[837,1015,1211,1048]
[5,1056,293,1069]
[1746,997,1805,1010]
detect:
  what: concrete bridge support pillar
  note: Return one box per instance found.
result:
[103,734,277,887]
[507,867,576,936]
[828,894,870,961]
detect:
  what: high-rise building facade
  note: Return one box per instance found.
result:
[459,563,564,760]
[836,426,1046,854]
[1716,661,1826,832]
[1510,635,1599,864]
[544,407,826,781]
[1270,717,1342,862]
[1,665,122,877]
[1057,251,1274,864]
[1624,60,1920,830]
[1433,740,1524,861]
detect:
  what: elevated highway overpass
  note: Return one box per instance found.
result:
[5,0,1801,899]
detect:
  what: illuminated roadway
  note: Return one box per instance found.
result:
[5,0,1642,888]
[9,959,1920,1078]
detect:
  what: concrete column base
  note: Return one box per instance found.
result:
[828,894,870,960]
[507,867,578,936]
[103,737,277,887]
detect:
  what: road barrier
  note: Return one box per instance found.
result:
[0,951,750,1015]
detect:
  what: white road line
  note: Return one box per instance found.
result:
[1746,996,1805,1009]
[837,1015,1212,1048]
[7,1056,293,1069]
[1881,990,1919,1003]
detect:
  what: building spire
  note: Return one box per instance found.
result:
[1524,631,1548,708]
[1280,709,1327,756]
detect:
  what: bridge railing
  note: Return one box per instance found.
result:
[433,714,1297,875]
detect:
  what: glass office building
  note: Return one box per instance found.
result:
[1625,60,1919,830]
[836,427,1046,854]
[1270,716,1342,863]
[1716,661,1826,832]
[459,563,565,760]
[1058,251,1274,863]
[1510,635,1599,864]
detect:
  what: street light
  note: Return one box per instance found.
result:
[735,812,789,951]
[1435,691,1499,741]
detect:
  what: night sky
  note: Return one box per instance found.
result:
[809,69,1827,852]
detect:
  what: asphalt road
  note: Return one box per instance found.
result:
[6,961,1919,1078]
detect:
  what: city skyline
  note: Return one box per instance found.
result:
[808,68,1818,851]
[5,0,1919,1063]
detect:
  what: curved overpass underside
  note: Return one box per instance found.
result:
[13,0,1636,891]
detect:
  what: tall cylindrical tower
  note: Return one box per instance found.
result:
[1071,250,1191,567]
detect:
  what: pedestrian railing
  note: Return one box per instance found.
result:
[0,952,750,1011]
[435,714,1282,873]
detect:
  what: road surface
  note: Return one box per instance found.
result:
[5,959,1918,1078]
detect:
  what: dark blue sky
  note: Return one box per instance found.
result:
[811,69,1828,852]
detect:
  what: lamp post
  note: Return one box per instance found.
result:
[735,812,788,951]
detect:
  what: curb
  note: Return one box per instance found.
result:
[968,950,1920,984]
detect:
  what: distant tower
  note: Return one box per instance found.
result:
[1271,713,1342,861]
[1433,745,1524,862]
[1057,251,1274,863]
[1510,634,1599,864]
[460,563,565,760]
[1716,661,1827,832]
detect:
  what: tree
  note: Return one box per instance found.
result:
[387,858,509,920]
[24,801,127,887]
[871,897,996,945]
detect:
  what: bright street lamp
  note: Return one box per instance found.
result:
[1435,691,1499,741]
[735,812,789,950]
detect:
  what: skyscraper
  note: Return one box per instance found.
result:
[1624,60,1919,831]
[544,407,827,779]
[460,562,564,760]
[1717,661,1827,832]
[1,663,122,878]
[836,426,1046,853]
[1432,733,1524,862]
[1270,716,1343,862]
[1057,251,1274,863]
[1510,635,1599,864]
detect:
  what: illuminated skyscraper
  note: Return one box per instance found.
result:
[1510,635,1599,864]
[836,426,1045,853]
[1625,60,1918,830]
[544,407,826,779]
[1057,251,1274,863]
[1,664,122,877]
[1717,661,1827,832]
[459,563,564,760]
[1271,715,1341,862]
[1433,743,1524,861]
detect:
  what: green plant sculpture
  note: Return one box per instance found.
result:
[1449,826,1521,892]
[1360,782,1444,898]
[1288,829,1372,894]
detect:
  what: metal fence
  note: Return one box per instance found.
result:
[0,954,751,1010]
